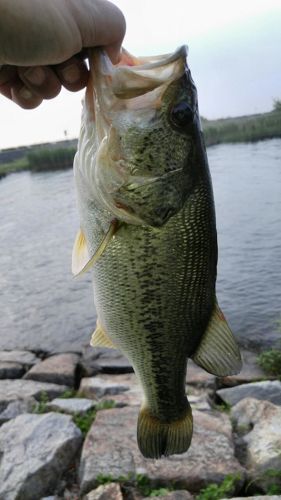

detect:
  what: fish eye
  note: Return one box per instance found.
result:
[170,101,194,128]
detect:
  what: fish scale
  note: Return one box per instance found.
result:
[73,45,242,458]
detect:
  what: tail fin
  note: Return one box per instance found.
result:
[137,403,193,459]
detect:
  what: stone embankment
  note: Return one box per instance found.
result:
[0,348,280,499]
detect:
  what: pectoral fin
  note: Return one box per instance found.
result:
[90,321,117,349]
[72,229,90,276]
[72,220,119,277]
[192,301,242,377]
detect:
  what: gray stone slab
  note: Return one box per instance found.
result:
[144,492,193,500]
[79,374,130,399]
[79,406,245,495]
[0,398,35,424]
[24,353,80,387]
[222,497,281,500]
[84,483,123,499]
[81,347,133,376]
[0,350,39,367]
[0,379,69,412]
[217,380,281,406]
[0,412,82,500]
[46,397,97,415]
[231,398,281,492]
[0,361,25,379]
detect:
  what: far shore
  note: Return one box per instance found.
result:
[1,107,281,179]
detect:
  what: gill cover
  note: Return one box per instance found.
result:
[74,46,190,225]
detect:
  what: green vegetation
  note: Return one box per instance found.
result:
[95,473,174,497]
[196,474,241,500]
[202,105,281,146]
[0,157,29,177]
[72,408,96,435]
[32,391,49,414]
[0,145,75,177]
[258,349,281,378]
[246,468,281,495]
[27,147,75,171]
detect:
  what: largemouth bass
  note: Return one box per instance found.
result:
[73,46,242,459]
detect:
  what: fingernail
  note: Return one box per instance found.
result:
[60,64,80,84]
[24,67,45,86]
[19,86,33,100]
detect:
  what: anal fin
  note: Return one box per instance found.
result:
[90,321,117,350]
[192,301,242,377]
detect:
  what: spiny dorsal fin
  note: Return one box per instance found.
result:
[72,219,119,277]
[192,301,242,377]
[90,321,117,349]
[72,229,90,276]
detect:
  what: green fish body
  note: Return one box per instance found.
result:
[73,46,241,459]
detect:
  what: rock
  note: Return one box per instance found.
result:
[0,361,25,379]
[221,497,281,500]
[231,398,281,492]
[79,374,131,399]
[79,406,245,495]
[217,380,281,406]
[95,349,133,374]
[24,353,80,387]
[46,397,97,415]
[0,398,36,424]
[84,482,123,499]
[81,347,133,376]
[0,350,39,367]
[220,350,270,387]
[187,360,216,388]
[144,492,193,500]
[188,394,211,412]
[0,412,82,500]
[0,379,69,412]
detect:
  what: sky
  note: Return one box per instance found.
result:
[1,0,281,149]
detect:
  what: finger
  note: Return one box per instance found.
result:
[70,0,126,63]
[54,55,89,92]
[18,66,61,100]
[10,81,43,109]
[0,65,18,99]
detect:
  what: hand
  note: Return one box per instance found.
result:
[0,0,125,108]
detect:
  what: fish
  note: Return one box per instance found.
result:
[72,45,242,459]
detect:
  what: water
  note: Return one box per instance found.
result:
[0,139,280,352]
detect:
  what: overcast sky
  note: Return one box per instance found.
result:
[1,0,281,149]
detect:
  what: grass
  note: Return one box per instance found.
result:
[0,157,29,177]
[257,349,281,378]
[246,468,281,495]
[32,391,49,414]
[0,146,75,178]
[95,473,174,497]
[202,108,281,146]
[196,474,241,500]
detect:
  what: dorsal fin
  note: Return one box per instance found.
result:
[72,220,120,277]
[192,301,242,377]
[90,321,117,349]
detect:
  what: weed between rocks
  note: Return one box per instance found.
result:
[32,391,117,435]
[196,474,241,500]
[257,349,281,378]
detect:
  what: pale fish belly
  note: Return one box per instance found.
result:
[90,180,217,421]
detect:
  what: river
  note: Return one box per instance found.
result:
[0,139,280,352]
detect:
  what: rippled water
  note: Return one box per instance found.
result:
[0,139,280,352]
